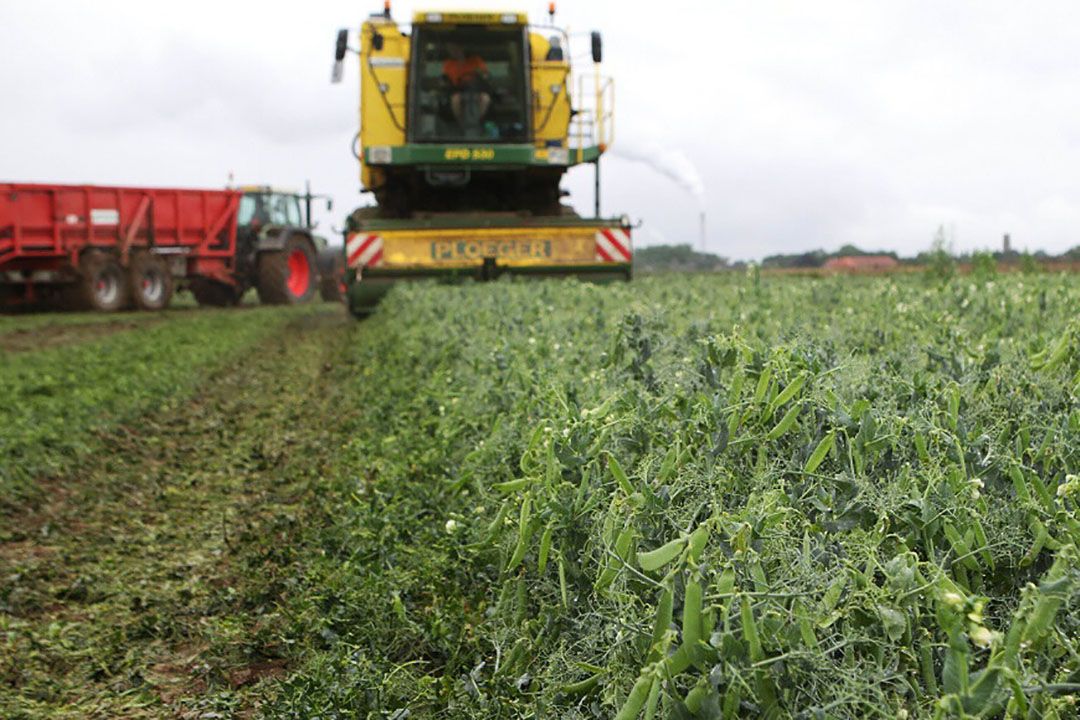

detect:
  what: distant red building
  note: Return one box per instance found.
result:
[823,255,899,272]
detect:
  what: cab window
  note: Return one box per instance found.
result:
[409,25,529,143]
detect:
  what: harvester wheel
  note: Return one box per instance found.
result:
[72,250,129,312]
[317,247,345,302]
[257,236,317,305]
[190,278,241,307]
[129,252,174,311]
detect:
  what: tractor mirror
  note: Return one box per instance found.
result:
[590,31,602,63]
[334,29,349,61]
[371,30,385,52]
[326,198,334,212]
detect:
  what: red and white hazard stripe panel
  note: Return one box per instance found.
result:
[346,233,384,269]
[594,228,632,263]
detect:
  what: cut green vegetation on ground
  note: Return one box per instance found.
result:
[2,273,1078,719]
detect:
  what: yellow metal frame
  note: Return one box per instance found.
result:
[373,225,605,270]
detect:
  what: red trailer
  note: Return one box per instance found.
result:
[1,183,335,311]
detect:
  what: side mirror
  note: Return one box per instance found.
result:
[326,198,334,212]
[334,29,349,61]
[590,31,602,63]
[371,30,385,52]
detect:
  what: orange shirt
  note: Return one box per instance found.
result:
[442,56,488,88]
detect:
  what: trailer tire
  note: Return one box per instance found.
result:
[317,247,344,302]
[191,279,241,307]
[72,250,129,312]
[129,252,174,311]
[257,235,317,305]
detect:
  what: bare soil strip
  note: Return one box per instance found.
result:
[0,307,356,718]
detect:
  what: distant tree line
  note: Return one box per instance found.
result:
[635,241,1080,272]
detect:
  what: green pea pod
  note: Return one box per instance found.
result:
[685,682,710,714]
[769,373,806,415]
[1032,331,1072,371]
[682,579,703,649]
[537,523,554,574]
[918,630,938,694]
[597,527,635,591]
[614,674,654,720]
[803,430,835,474]
[637,536,687,572]
[970,518,994,570]
[687,524,710,562]
[643,675,662,720]
[766,403,801,440]
[914,431,930,464]
[505,494,534,570]
[1008,465,1032,505]
[753,365,773,405]
[943,522,979,571]
[740,598,764,663]
[608,453,635,496]
[657,446,677,483]
[648,586,674,660]
[558,554,569,607]
[492,478,530,493]
[1022,552,1071,645]
[662,644,692,675]
[560,672,602,697]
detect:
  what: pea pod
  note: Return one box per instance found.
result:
[559,672,602,697]
[537,523,554,574]
[753,365,773,405]
[740,597,764,663]
[766,403,801,440]
[643,676,662,720]
[687,524,710,562]
[803,430,835,474]
[637,536,687,573]
[768,373,806,416]
[597,527,635,591]
[682,579,703,649]
[608,453,635,496]
[505,494,534,570]
[492,478,530,493]
[648,586,674,660]
[1008,465,1032,505]
[614,674,654,720]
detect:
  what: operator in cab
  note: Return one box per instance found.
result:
[442,41,491,127]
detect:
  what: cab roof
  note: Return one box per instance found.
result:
[412,10,527,25]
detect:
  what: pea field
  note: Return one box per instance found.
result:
[1,272,1078,719]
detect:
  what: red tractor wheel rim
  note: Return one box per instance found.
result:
[287,249,311,297]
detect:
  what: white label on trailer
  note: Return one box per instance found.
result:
[369,57,405,68]
[65,214,80,225]
[90,208,120,225]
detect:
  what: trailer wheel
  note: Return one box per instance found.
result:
[129,252,174,311]
[257,235,317,305]
[317,247,345,302]
[190,278,241,307]
[72,251,129,312]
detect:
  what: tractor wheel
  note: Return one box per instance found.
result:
[129,252,174,311]
[257,236,317,305]
[317,247,344,302]
[190,278,241,307]
[71,250,129,312]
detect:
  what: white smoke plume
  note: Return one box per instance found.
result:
[611,142,706,209]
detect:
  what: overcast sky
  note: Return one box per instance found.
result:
[3,1,1079,260]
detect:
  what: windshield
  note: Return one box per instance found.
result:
[409,25,529,143]
[239,194,303,227]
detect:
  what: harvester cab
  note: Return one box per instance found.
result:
[333,5,631,316]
